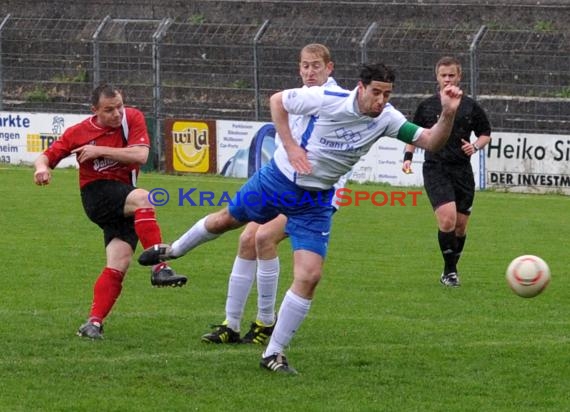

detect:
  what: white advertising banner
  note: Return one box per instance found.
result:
[6,113,568,196]
[485,132,570,194]
[0,112,89,168]
[350,135,481,188]
[351,138,425,187]
[216,120,273,178]
[214,121,485,189]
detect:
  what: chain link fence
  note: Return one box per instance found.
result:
[1,15,569,164]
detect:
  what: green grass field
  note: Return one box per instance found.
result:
[1,166,569,411]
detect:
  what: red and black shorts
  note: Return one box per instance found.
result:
[80,179,138,250]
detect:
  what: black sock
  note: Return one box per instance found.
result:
[455,235,466,265]
[438,230,458,275]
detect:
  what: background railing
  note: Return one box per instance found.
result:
[1,15,569,168]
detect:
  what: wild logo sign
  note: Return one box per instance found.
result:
[171,121,211,173]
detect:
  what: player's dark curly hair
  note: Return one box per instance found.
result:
[359,63,396,85]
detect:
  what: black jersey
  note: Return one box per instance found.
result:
[413,94,491,164]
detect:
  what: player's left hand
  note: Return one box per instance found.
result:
[402,160,413,174]
[72,145,101,163]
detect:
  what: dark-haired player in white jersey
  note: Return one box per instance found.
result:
[139,63,463,373]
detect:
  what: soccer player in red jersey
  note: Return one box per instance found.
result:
[33,84,186,339]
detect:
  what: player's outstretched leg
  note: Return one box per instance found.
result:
[138,243,175,266]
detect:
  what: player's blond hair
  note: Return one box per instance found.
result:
[299,43,332,64]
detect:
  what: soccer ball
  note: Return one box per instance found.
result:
[505,255,551,298]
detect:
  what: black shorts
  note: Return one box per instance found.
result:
[422,161,475,215]
[80,180,138,250]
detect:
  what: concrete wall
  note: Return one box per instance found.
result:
[1,1,568,133]
[1,0,569,30]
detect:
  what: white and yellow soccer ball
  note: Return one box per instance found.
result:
[506,255,551,298]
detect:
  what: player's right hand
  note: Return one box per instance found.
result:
[440,85,463,112]
[34,169,51,185]
[286,144,312,175]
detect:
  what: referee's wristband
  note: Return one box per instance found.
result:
[403,151,413,162]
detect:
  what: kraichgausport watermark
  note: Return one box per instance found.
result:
[147,187,422,207]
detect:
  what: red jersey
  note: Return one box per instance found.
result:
[43,107,150,188]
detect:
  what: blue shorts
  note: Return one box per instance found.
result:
[228,160,334,257]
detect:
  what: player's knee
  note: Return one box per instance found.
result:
[239,229,256,249]
[292,269,322,298]
[255,230,279,256]
[238,230,257,259]
[129,189,154,209]
[106,240,134,272]
[455,224,468,237]
[296,264,322,284]
[306,270,322,286]
[436,213,456,232]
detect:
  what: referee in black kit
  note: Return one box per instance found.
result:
[402,56,491,287]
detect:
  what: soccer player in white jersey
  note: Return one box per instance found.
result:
[138,63,463,374]
[201,43,346,345]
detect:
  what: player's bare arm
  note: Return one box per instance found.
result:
[413,85,462,152]
[270,91,312,175]
[72,144,149,165]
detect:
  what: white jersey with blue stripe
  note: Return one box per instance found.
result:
[275,77,341,148]
[273,85,424,190]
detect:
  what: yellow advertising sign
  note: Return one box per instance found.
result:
[27,133,59,152]
[172,121,210,173]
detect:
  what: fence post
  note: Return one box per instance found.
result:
[469,25,487,100]
[91,15,111,89]
[152,17,174,171]
[253,19,270,121]
[469,24,488,190]
[0,14,11,111]
[360,22,377,64]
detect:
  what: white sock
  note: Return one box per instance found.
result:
[256,257,279,326]
[170,217,219,257]
[263,289,311,357]
[225,257,256,332]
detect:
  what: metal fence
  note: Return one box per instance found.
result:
[1,15,569,166]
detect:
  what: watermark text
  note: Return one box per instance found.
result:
[148,187,422,208]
